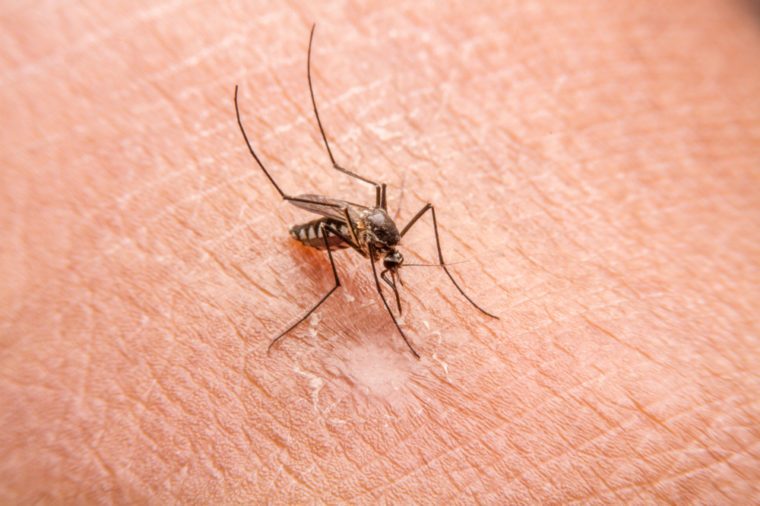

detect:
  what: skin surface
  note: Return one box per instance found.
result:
[1,0,759,503]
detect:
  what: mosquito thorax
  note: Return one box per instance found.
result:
[363,208,401,248]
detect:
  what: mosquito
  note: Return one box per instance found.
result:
[234,24,498,358]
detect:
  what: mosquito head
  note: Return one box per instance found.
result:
[381,249,405,315]
[366,209,400,248]
[383,250,404,271]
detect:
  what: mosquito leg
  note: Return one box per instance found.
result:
[340,207,361,246]
[400,204,499,319]
[268,224,341,353]
[324,223,363,256]
[379,184,387,210]
[236,88,353,205]
[234,85,290,198]
[307,24,386,208]
[399,202,429,238]
[369,245,420,359]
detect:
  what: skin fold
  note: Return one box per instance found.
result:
[1,0,758,503]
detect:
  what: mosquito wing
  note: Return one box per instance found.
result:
[288,194,367,223]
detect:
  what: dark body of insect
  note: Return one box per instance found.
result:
[234,24,497,359]
[289,195,400,258]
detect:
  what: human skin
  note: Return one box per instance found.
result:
[1,0,759,503]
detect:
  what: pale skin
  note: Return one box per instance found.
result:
[1,0,759,503]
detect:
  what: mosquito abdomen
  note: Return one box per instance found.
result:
[290,218,351,251]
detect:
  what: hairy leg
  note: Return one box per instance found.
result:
[268,223,341,353]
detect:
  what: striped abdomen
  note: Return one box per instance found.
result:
[289,218,352,251]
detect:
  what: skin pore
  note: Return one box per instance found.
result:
[1,0,759,503]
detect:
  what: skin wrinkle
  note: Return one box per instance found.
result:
[62,68,318,239]
[352,358,623,500]
[2,3,150,86]
[574,442,759,504]
[318,300,560,482]
[455,361,739,501]
[585,317,666,368]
